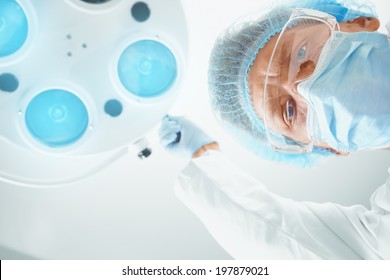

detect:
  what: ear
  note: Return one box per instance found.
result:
[342,16,380,32]
[314,141,350,156]
[324,146,350,156]
[331,149,350,156]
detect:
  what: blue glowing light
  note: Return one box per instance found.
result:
[118,40,177,98]
[0,0,29,57]
[25,89,89,147]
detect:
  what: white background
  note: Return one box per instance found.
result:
[0,0,390,259]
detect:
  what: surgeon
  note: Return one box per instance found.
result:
[159,0,390,259]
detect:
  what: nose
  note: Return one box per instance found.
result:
[290,60,316,94]
[298,60,316,80]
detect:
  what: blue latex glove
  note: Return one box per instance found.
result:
[159,115,215,157]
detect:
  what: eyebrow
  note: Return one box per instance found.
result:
[280,25,300,62]
[264,91,288,133]
[278,39,290,66]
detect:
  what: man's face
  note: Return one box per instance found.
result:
[247,16,380,151]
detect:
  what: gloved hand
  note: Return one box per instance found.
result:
[159,115,215,158]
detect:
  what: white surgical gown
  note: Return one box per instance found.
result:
[175,151,390,259]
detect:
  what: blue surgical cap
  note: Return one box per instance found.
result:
[208,0,377,167]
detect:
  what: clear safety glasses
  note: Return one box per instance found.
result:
[263,8,339,154]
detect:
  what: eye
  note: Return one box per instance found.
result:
[285,99,295,124]
[297,45,307,61]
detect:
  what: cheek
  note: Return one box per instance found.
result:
[289,97,311,143]
[296,98,308,125]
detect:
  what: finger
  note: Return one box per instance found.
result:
[165,114,180,121]
[158,123,181,137]
[159,124,181,139]
[161,116,179,128]
[160,133,179,147]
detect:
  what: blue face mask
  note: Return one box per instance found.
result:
[298,31,390,152]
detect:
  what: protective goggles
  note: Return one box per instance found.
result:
[263,8,339,154]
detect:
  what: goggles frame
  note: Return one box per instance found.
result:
[263,8,339,154]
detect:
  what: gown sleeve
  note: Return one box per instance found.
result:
[175,151,390,259]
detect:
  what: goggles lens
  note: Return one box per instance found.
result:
[263,9,338,153]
